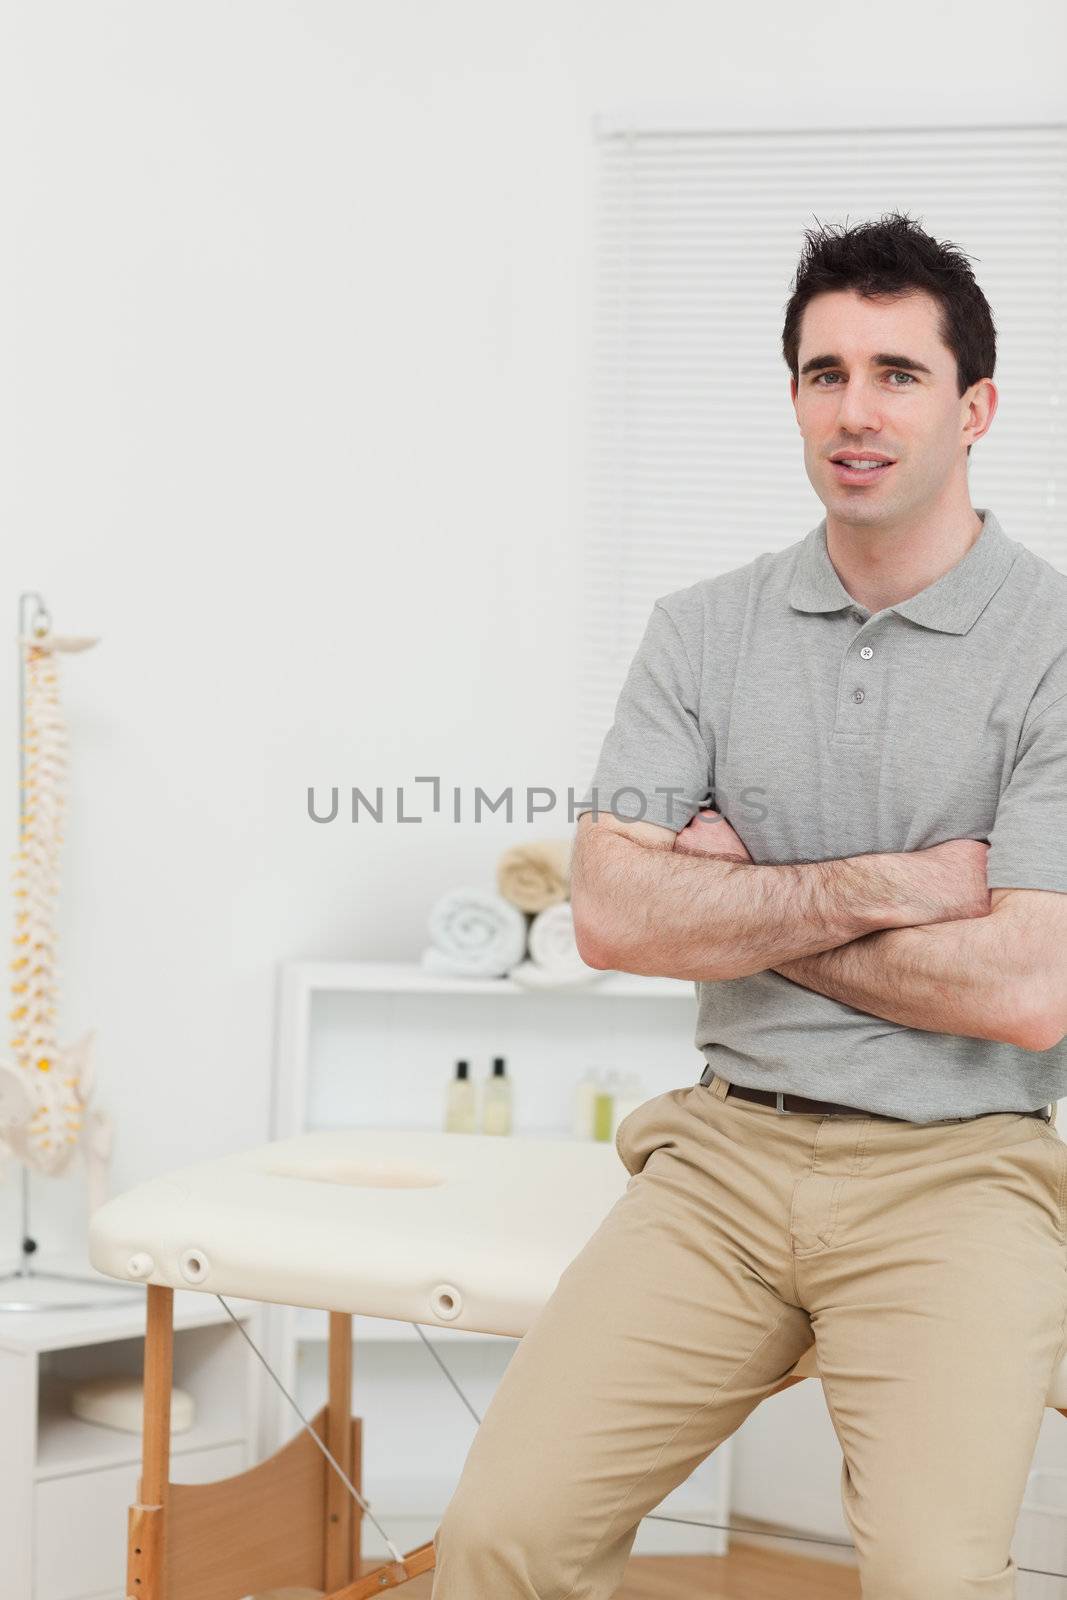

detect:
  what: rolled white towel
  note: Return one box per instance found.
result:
[507,903,603,988]
[420,888,529,979]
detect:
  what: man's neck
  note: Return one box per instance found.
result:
[825,501,984,615]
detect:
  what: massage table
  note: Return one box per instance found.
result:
[87,1125,1067,1598]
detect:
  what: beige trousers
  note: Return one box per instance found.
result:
[431,1074,1067,1599]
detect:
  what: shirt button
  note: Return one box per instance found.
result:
[853,689,865,703]
[860,645,873,659]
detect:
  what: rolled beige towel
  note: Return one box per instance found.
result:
[496,836,572,913]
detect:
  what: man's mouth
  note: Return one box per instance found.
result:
[830,457,896,484]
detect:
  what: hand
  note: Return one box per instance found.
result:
[673,808,754,865]
[905,837,992,924]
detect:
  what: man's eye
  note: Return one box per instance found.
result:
[812,371,916,386]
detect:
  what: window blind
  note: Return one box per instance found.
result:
[578,121,1067,784]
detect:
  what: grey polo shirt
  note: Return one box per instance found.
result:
[578,507,1067,1122]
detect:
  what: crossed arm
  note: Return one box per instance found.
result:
[573,810,1067,1053]
[704,826,1067,1053]
[685,814,1067,1053]
[771,903,1062,1052]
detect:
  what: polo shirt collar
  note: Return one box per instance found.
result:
[788,507,1017,635]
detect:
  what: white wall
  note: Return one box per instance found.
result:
[1,0,1063,1550]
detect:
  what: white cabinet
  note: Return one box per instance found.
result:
[267,959,731,1559]
[0,1270,261,1600]
[35,1443,245,1600]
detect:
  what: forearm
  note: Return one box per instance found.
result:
[773,917,1039,1048]
[576,827,925,983]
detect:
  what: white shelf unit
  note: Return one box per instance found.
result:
[0,1258,262,1600]
[272,959,697,1143]
[266,957,732,1560]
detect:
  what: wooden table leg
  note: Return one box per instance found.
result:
[128,1284,174,1600]
[326,1310,354,1592]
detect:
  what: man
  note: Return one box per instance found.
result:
[431,213,1067,1599]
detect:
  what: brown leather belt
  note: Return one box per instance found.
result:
[723,1081,1050,1123]
[724,1082,902,1119]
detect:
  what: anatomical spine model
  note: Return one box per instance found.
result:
[0,616,112,1210]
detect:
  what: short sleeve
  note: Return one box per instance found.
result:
[986,693,1067,892]
[576,600,712,833]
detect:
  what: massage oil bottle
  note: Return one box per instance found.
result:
[481,1056,513,1135]
[573,1067,599,1138]
[593,1069,622,1141]
[445,1059,477,1133]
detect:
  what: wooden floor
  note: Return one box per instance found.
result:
[612,1544,860,1598]
[342,1540,862,1598]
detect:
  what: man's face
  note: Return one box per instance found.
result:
[790,287,993,529]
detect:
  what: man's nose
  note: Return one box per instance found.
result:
[835,380,884,434]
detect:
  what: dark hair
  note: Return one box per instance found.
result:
[782,211,996,458]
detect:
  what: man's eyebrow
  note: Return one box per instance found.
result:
[799,352,935,377]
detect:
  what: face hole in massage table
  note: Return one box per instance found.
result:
[263,1158,446,1189]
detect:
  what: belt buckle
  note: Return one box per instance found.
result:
[776,1091,788,1116]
